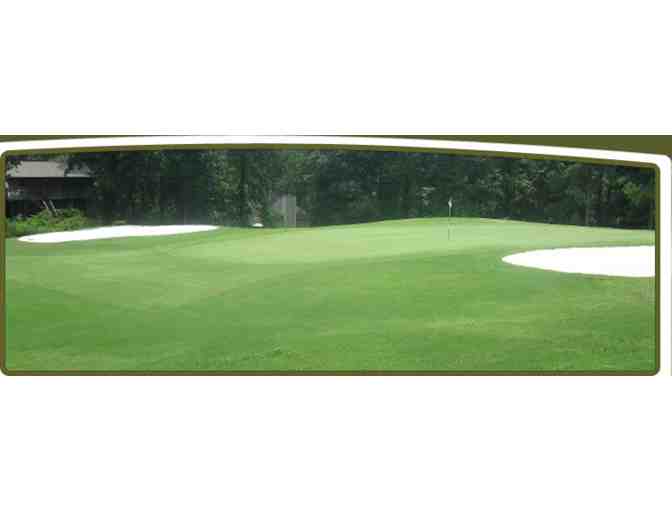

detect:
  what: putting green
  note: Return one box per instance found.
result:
[4,218,656,372]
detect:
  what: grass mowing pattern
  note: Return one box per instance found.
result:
[5,218,656,372]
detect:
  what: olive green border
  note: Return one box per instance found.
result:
[0,135,665,376]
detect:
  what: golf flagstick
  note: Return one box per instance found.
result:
[448,197,453,240]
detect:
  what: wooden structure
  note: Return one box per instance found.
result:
[5,161,94,217]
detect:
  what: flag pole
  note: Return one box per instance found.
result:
[448,197,453,241]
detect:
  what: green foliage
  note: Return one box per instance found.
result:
[260,209,284,228]
[50,149,656,230]
[5,208,92,238]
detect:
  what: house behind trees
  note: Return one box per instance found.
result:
[5,161,94,218]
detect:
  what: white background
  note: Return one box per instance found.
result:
[1,2,671,509]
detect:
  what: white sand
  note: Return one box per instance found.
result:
[18,225,219,243]
[502,246,654,278]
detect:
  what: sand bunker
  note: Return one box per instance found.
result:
[18,225,219,243]
[502,246,654,278]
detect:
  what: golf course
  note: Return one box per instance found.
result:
[4,217,656,373]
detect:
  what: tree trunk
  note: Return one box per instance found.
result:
[177,188,186,225]
[595,173,604,226]
[584,171,592,226]
[158,173,165,224]
[183,176,191,225]
[377,166,383,216]
[238,153,248,226]
[402,173,411,218]
[102,190,115,224]
[604,180,612,227]
[127,178,136,222]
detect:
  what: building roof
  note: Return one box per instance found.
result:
[6,161,92,179]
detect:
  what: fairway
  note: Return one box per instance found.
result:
[4,218,656,372]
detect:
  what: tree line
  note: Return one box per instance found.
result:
[8,149,656,229]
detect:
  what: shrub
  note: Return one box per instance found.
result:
[344,196,380,224]
[260,210,285,228]
[5,209,93,238]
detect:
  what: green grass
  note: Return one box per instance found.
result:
[4,217,656,373]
